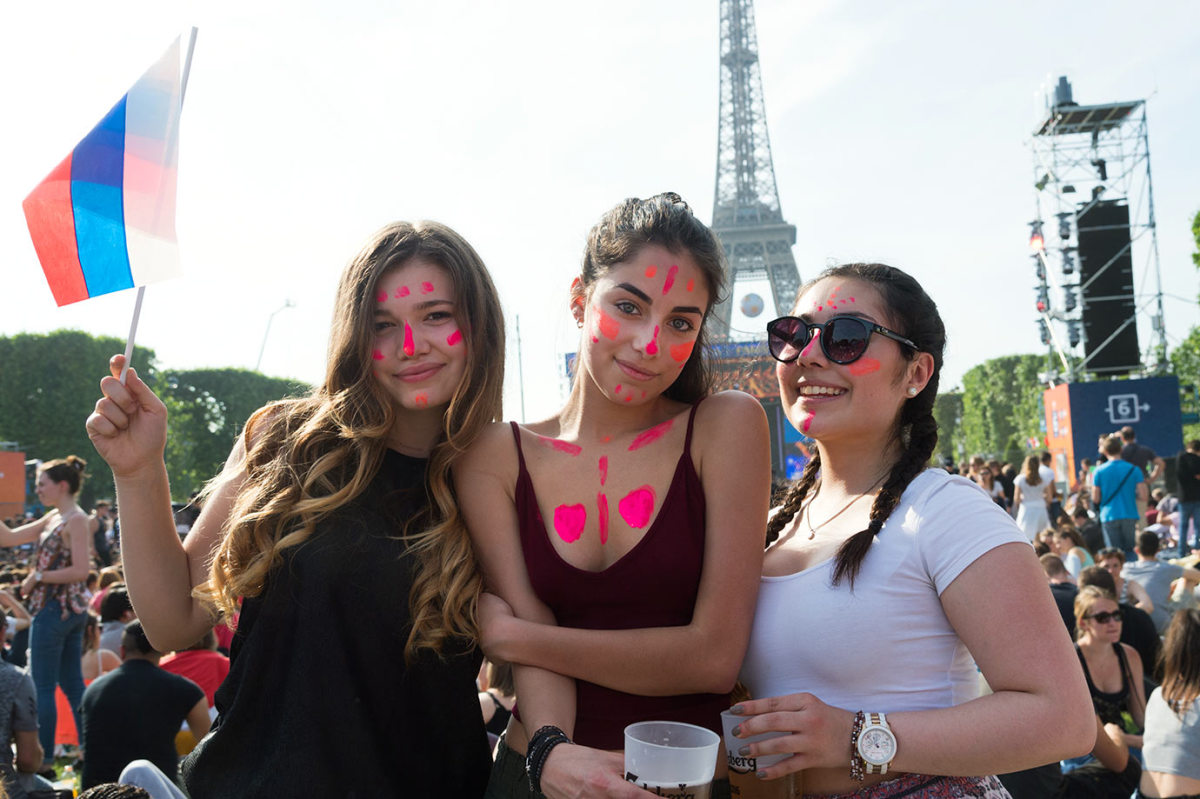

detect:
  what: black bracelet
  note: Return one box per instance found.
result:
[526,725,572,795]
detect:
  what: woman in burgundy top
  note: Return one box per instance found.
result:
[459,193,770,798]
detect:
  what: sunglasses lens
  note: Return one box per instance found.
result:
[768,318,807,362]
[824,317,871,364]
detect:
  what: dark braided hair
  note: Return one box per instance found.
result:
[764,263,946,587]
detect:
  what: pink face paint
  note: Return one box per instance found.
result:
[598,455,608,486]
[397,285,410,298]
[594,305,620,340]
[645,265,657,278]
[686,278,695,292]
[642,390,647,398]
[592,336,599,343]
[624,395,632,403]
[403,322,415,356]
[849,297,855,303]
[420,281,434,294]
[848,357,881,376]
[598,493,609,544]
[414,393,429,408]
[618,486,656,529]
[817,306,823,312]
[446,329,462,346]
[372,349,384,361]
[376,291,388,303]
[628,418,674,451]
[615,384,622,394]
[536,435,582,456]
[662,264,678,295]
[645,325,659,355]
[799,328,821,358]
[801,412,814,433]
[602,436,612,443]
[553,504,587,543]
[669,341,694,363]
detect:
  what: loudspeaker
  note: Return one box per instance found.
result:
[1076,200,1139,374]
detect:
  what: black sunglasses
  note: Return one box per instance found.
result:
[766,315,919,365]
[1085,611,1122,624]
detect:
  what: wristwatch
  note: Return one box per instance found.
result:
[856,712,897,774]
[32,571,43,583]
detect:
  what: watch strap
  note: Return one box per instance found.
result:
[862,712,893,774]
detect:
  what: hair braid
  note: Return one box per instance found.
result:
[765,452,821,546]
[831,386,940,587]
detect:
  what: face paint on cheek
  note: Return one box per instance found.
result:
[662,264,678,295]
[646,325,659,355]
[615,384,622,394]
[598,456,608,486]
[553,504,587,543]
[597,493,609,544]
[420,281,434,294]
[628,418,674,451]
[645,265,657,278]
[802,412,814,433]
[403,322,415,356]
[669,341,694,364]
[372,349,384,361]
[848,357,881,376]
[618,486,656,529]
[396,286,410,298]
[446,329,462,347]
[594,305,620,340]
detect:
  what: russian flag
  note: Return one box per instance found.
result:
[23,37,183,306]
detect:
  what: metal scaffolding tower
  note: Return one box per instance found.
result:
[1028,76,1166,380]
[710,0,800,341]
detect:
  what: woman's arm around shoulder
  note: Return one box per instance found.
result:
[87,354,248,651]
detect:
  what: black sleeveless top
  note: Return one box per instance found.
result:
[181,449,490,798]
[1075,642,1133,728]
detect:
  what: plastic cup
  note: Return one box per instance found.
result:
[624,720,721,798]
[720,709,790,773]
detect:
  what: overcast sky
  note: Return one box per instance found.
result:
[2,0,1197,422]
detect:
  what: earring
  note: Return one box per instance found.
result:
[906,387,918,397]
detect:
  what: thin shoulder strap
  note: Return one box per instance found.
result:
[509,421,527,465]
[683,398,705,450]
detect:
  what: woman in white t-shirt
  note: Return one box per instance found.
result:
[728,263,1094,798]
[1013,455,1052,542]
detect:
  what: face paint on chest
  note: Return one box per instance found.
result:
[848,357,881,376]
[628,418,674,451]
[403,322,415,356]
[598,456,608,486]
[597,492,610,544]
[618,486,656,529]
[553,504,587,543]
[536,434,583,456]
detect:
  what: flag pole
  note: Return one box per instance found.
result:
[120,26,198,384]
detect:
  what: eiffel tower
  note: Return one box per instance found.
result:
[710,0,800,340]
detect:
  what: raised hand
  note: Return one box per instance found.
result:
[86,354,169,479]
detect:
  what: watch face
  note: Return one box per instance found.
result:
[858,728,896,765]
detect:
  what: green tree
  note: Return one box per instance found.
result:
[159,368,309,498]
[0,330,157,509]
[932,391,964,466]
[959,354,1047,464]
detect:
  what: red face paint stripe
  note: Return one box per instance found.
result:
[597,494,609,544]
[662,264,678,294]
[686,278,695,292]
[403,322,414,356]
[848,357,881,376]
[628,418,674,451]
[537,435,582,456]
[646,325,659,355]
[598,455,608,486]
[446,329,462,346]
[372,349,384,361]
[595,305,620,340]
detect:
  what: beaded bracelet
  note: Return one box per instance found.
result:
[526,725,572,795]
[849,710,866,782]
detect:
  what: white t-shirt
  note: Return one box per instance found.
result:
[740,469,1029,712]
[1039,464,1057,496]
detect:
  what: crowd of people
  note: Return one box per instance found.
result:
[0,194,1183,799]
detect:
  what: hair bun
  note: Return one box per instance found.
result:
[67,455,88,471]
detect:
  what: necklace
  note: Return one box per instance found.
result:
[801,474,889,540]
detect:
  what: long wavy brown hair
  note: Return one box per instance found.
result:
[196,221,505,659]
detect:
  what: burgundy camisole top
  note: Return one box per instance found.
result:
[510,400,728,749]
